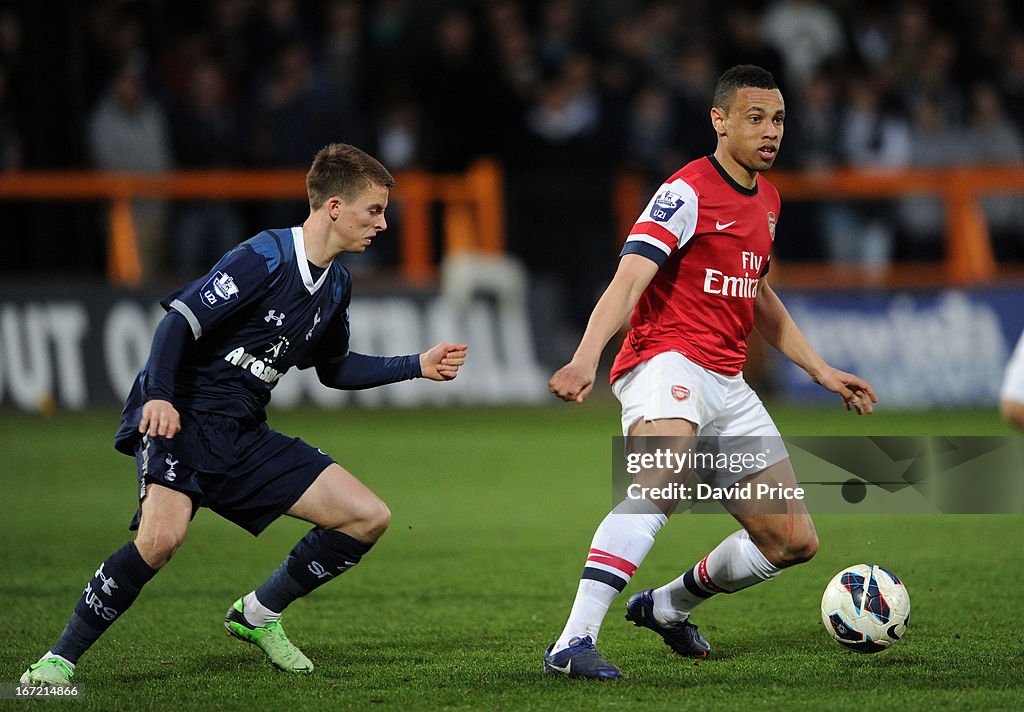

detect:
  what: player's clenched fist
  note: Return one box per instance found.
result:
[549,362,595,403]
[420,342,468,381]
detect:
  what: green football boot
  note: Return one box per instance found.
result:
[224,598,314,673]
[20,656,74,686]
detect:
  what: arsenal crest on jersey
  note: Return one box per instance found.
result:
[767,211,777,241]
[671,385,690,401]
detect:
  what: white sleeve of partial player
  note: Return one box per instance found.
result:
[1001,331,1024,403]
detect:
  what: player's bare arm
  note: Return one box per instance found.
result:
[550,254,659,403]
[753,279,877,414]
[420,342,469,381]
[138,400,181,438]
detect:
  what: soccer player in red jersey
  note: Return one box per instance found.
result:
[543,65,877,679]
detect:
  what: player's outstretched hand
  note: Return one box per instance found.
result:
[549,361,595,404]
[813,366,878,415]
[420,342,468,381]
[139,399,181,438]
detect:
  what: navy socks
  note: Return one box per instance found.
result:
[254,528,373,613]
[52,542,157,663]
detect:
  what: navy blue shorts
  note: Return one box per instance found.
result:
[128,412,334,536]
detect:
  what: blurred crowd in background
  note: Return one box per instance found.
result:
[2,0,1024,321]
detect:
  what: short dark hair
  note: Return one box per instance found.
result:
[306,143,395,209]
[713,65,778,112]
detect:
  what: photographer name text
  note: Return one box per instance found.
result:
[627,481,805,501]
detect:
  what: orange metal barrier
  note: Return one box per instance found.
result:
[615,166,1024,288]
[2,163,1021,288]
[0,159,504,286]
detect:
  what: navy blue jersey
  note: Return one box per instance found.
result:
[116,227,355,452]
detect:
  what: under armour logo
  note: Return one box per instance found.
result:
[94,563,119,596]
[265,309,286,326]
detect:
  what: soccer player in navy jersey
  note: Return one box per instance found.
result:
[542,65,877,679]
[21,144,468,685]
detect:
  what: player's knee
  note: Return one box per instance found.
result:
[134,528,186,569]
[1000,400,1024,431]
[339,498,391,542]
[361,499,391,540]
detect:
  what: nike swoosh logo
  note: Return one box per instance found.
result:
[716,220,736,230]
[547,659,571,674]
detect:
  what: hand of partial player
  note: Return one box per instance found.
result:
[813,367,878,415]
[420,342,469,381]
[549,361,595,403]
[139,399,181,438]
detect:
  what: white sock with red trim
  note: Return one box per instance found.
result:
[652,529,781,624]
[551,498,667,652]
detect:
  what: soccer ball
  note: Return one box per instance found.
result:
[820,564,910,653]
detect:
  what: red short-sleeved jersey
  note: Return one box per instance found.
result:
[610,155,780,382]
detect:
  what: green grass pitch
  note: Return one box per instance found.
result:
[2,399,1023,710]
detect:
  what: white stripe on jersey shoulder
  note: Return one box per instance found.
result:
[624,234,672,256]
[640,178,700,250]
[169,299,202,339]
[292,226,332,295]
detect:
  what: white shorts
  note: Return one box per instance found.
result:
[611,351,788,471]
[1001,331,1024,403]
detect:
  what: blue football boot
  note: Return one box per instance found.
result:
[543,635,622,680]
[625,589,711,658]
